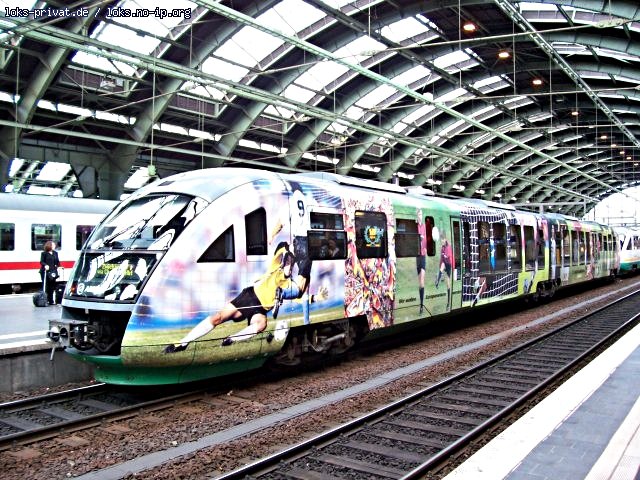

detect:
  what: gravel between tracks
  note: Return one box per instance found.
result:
[2,277,638,480]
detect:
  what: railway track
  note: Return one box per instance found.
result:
[215,290,640,480]
[0,383,206,450]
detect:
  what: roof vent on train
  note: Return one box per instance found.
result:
[405,186,435,196]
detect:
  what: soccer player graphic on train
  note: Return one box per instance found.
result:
[163,241,327,353]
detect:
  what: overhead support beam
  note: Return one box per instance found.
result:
[494,0,640,152]
[0,9,618,203]
[194,0,619,201]
[0,6,98,191]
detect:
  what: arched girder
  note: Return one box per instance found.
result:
[282,53,414,169]
[538,1,640,22]
[104,2,279,199]
[0,8,97,190]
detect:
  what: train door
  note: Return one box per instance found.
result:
[550,221,562,281]
[449,218,463,310]
[394,211,425,320]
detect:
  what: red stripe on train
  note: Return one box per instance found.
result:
[0,261,75,270]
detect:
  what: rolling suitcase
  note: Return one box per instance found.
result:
[55,283,65,304]
[33,276,48,307]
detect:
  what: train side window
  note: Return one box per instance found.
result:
[245,208,267,256]
[603,234,608,252]
[492,222,506,271]
[308,212,346,260]
[537,228,545,266]
[0,223,15,251]
[199,226,235,262]
[572,231,579,264]
[562,226,570,261]
[508,224,521,270]
[395,219,420,258]
[31,223,61,250]
[76,225,95,250]
[579,232,586,264]
[524,225,535,270]
[425,216,435,256]
[478,221,490,273]
[554,227,562,265]
[355,211,387,259]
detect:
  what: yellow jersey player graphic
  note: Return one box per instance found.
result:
[164,242,326,352]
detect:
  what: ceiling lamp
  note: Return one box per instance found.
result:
[600,134,608,140]
[463,22,476,32]
[571,110,579,116]
[498,50,510,59]
[532,78,543,86]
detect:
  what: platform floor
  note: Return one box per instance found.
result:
[0,293,57,351]
[444,323,640,480]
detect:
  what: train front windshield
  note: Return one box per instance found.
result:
[68,193,206,302]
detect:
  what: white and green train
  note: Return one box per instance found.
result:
[48,168,619,385]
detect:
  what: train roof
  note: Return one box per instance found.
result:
[0,193,116,214]
[127,168,284,203]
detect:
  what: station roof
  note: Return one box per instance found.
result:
[0,0,639,216]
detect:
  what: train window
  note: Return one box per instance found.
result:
[395,219,420,258]
[425,216,435,257]
[355,211,387,259]
[603,234,608,252]
[562,226,570,261]
[310,212,343,230]
[554,227,562,265]
[76,225,95,250]
[245,208,267,256]
[452,220,462,277]
[572,231,580,264]
[586,234,592,262]
[524,225,535,270]
[308,231,346,260]
[199,226,235,262]
[478,221,490,273]
[31,223,61,250]
[308,212,346,260]
[492,223,506,271]
[0,223,15,251]
[537,228,545,266]
[579,232,586,264]
[508,224,521,270]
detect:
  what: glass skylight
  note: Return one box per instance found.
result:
[434,50,475,73]
[381,17,431,44]
[36,161,71,182]
[8,158,24,177]
[259,0,326,36]
[72,0,194,76]
[294,35,385,96]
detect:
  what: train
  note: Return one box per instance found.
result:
[46,168,620,385]
[0,195,117,294]
[615,226,640,273]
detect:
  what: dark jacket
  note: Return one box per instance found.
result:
[39,250,60,275]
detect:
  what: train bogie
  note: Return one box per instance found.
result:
[46,168,620,385]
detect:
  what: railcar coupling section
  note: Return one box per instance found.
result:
[217,290,640,480]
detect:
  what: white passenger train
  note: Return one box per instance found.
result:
[615,226,640,274]
[0,194,117,293]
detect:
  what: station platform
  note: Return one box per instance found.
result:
[0,293,93,393]
[0,293,56,353]
[444,322,640,480]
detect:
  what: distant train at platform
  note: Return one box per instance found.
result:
[46,168,620,385]
[615,226,640,274]
[0,195,116,293]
